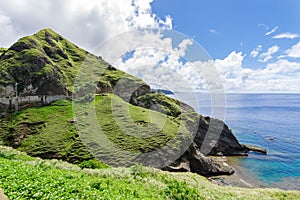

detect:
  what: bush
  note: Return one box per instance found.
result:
[78,159,109,169]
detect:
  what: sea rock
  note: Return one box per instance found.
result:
[194,118,249,156]
[242,144,267,154]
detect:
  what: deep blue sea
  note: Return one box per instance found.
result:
[170,93,300,189]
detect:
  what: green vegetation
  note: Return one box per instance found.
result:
[73,94,190,166]
[0,100,104,167]
[0,145,299,199]
[0,47,7,55]
[0,29,87,86]
[0,93,192,167]
[0,94,188,168]
[94,94,180,152]
[136,93,184,117]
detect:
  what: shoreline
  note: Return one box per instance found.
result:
[209,156,300,191]
[209,156,267,188]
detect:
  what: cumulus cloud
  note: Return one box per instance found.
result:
[250,45,262,58]
[259,45,280,62]
[273,32,300,39]
[0,0,172,50]
[265,26,278,36]
[112,37,203,92]
[113,42,300,93]
[213,52,300,92]
[0,15,22,47]
[286,42,300,58]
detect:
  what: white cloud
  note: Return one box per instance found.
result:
[273,32,300,39]
[250,45,262,58]
[0,15,22,47]
[174,39,193,57]
[0,0,172,50]
[265,26,278,36]
[259,23,269,30]
[286,42,300,58]
[212,52,300,92]
[209,29,219,34]
[112,37,202,92]
[114,44,300,93]
[259,45,280,62]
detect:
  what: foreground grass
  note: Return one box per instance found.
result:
[0,145,299,200]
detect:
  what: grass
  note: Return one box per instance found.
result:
[135,93,184,117]
[72,93,195,166]
[0,47,7,55]
[0,94,193,167]
[0,100,101,167]
[0,145,299,199]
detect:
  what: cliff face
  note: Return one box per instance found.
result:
[0,29,260,176]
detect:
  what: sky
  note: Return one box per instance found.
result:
[0,0,300,93]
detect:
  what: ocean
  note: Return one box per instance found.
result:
[170,93,300,190]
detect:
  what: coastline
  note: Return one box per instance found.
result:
[209,156,267,188]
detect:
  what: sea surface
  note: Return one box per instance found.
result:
[169,93,300,190]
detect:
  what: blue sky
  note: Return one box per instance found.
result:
[0,0,299,92]
[151,0,300,65]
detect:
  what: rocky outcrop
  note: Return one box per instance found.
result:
[242,144,267,154]
[194,118,249,156]
[164,143,234,176]
[0,84,14,98]
[131,92,266,175]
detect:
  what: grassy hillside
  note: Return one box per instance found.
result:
[0,94,194,167]
[0,145,299,200]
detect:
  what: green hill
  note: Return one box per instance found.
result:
[0,28,145,96]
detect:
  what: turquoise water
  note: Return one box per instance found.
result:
[171,93,300,189]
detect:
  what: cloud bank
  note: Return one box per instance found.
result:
[0,0,172,49]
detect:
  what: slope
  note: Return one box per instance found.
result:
[0,145,299,200]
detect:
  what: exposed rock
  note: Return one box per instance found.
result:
[266,137,276,141]
[242,144,267,154]
[113,78,151,103]
[164,143,234,176]
[194,118,249,156]
[0,189,8,200]
[0,84,14,98]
